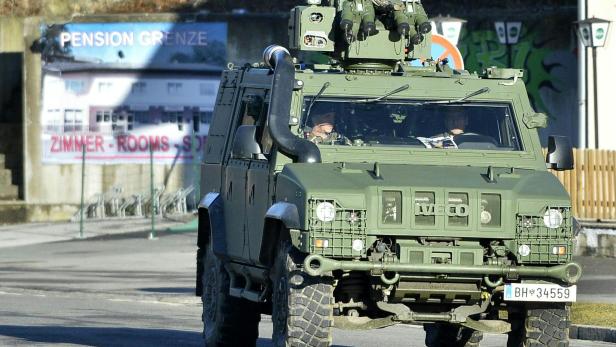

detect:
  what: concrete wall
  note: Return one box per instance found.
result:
[0,17,24,52]
[586,0,616,150]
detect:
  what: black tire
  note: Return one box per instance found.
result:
[270,240,334,347]
[201,247,260,347]
[424,323,483,347]
[507,303,571,347]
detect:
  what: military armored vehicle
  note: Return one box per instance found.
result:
[196,0,581,346]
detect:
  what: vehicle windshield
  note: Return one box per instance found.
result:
[300,99,522,151]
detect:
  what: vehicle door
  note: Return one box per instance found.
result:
[245,94,274,265]
[223,91,268,262]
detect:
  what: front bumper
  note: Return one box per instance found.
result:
[303,254,582,285]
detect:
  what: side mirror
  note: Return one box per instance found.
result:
[546,135,573,171]
[231,125,263,160]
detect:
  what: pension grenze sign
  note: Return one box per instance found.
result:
[39,22,227,164]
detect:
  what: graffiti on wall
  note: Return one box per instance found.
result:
[457,21,578,143]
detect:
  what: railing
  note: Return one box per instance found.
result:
[549,149,616,221]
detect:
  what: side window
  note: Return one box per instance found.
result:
[239,94,262,126]
[236,93,273,159]
[259,103,273,155]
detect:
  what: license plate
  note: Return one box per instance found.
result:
[504,283,577,302]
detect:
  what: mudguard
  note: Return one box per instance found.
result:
[198,192,227,258]
[259,202,301,266]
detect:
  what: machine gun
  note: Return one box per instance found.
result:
[289,0,433,71]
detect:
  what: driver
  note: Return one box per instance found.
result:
[438,111,469,137]
[307,111,351,145]
[429,111,469,148]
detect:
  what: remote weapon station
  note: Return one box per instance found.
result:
[197,0,580,346]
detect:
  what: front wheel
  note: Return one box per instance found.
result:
[507,303,571,347]
[270,240,334,347]
[201,247,260,347]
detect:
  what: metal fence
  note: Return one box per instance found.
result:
[72,142,201,238]
[549,148,616,222]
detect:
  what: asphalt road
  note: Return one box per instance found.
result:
[0,231,614,346]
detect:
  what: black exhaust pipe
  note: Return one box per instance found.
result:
[263,45,321,163]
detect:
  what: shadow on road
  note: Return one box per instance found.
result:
[0,324,361,346]
[0,325,202,346]
[0,324,299,347]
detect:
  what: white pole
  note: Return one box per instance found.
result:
[577,0,587,148]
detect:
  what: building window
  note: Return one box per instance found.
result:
[163,111,182,123]
[167,82,183,95]
[127,113,135,131]
[134,111,153,124]
[131,82,146,94]
[65,80,85,94]
[46,109,62,132]
[199,83,216,96]
[98,82,113,93]
[64,109,84,133]
[96,110,113,123]
[110,111,129,133]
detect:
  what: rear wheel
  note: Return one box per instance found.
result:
[507,303,571,347]
[270,240,334,347]
[424,323,483,347]
[201,247,260,347]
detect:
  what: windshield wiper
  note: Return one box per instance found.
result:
[353,84,410,103]
[304,82,331,123]
[415,87,490,105]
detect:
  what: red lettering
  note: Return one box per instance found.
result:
[62,136,73,151]
[50,135,60,153]
[161,136,169,151]
[182,136,191,152]
[127,135,137,152]
[138,135,149,152]
[74,136,83,152]
[148,136,161,151]
[95,136,104,152]
[50,135,107,153]
[117,135,127,151]
[85,136,94,152]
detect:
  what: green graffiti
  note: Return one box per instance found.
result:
[459,27,563,115]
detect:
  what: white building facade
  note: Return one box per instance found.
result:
[40,66,219,164]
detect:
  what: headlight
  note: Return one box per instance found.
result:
[315,202,336,222]
[352,239,364,252]
[518,244,531,257]
[543,209,564,229]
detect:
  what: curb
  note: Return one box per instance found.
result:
[571,324,616,343]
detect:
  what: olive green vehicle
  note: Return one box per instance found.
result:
[196,1,581,346]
